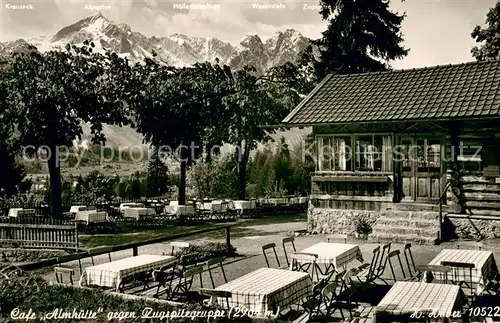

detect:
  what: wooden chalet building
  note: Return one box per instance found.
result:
[281,60,500,244]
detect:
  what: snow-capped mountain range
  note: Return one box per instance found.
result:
[0,12,311,72]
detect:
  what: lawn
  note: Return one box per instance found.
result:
[78,213,306,248]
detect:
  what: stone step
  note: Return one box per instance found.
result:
[374,217,438,229]
[379,211,439,220]
[369,232,438,245]
[462,183,500,193]
[466,201,500,210]
[463,192,500,202]
[383,203,445,212]
[371,224,438,237]
[455,209,500,217]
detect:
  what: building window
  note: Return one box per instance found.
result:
[355,135,392,172]
[318,135,352,171]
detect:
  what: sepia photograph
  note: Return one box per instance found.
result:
[0,0,500,321]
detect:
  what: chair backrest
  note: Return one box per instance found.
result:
[54,266,75,285]
[367,246,381,279]
[170,241,190,255]
[205,257,227,288]
[291,252,318,281]
[262,243,281,268]
[415,265,451,283]
[403,243,416,277]
[442,261,475,296]
[281,236,296,267]
[376,242,392,275]
[457,241,483,250]
[387,250,406,282]
[183,265,204,278]
[313,278,328,295]
[321,282,341,308]
[179,253,198,269]
[332,270,347,284]
[327,234,347,244]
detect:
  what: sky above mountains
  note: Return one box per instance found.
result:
[1,0,497,69]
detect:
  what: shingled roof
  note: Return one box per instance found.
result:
[282,60,500,125]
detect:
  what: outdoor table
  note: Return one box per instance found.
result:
[164,205,195,215]
[69,205,87,214]
[298,197,309,204]
[233,200,256,210]
[295,242,364,277]
[74,210,108,224]
[122,207,155,220]
[428,249,498,293]
[373,282,466,322]
[213,267,312,315]
[267,198,289,205]
[80,255,176,291]
[8,208,36,218]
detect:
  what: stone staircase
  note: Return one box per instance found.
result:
[458,177,500,217]
[369,203,448,245]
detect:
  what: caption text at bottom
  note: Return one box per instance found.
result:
[11,306,280,321]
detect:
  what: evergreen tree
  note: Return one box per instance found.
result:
[146,148,169,197]
[309,0,408,77]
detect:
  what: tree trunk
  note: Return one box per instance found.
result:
[47,145,62,218]
[178,144,187,205]
[237,142,251,200]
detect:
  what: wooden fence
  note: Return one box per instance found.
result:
[0,217,78,250]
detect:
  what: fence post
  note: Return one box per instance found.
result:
[225,226,230,250]
[75,222,79,251]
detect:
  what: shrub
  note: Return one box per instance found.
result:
[0,276,244,322]
[174,242,237,263]
[354,218,373,235]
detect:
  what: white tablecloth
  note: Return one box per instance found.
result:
[232,200,256,210]
[164,205,195,215]
[297,242,364,267]
[267,198,289,205]
[374,282,465,322]
[8,208,36,218]
[428,249,498,293]
[74,210,108,224]
[214,268,312,315]
[80,255,176,290]
[122,207,155,219]
[69,205,87,214]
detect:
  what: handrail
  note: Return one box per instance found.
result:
[436,181,452,206]
[436,181,452,242]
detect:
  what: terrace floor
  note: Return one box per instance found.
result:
[35,214,500,321]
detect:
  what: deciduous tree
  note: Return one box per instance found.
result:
[4,43,131,217]
[471,1,500,61]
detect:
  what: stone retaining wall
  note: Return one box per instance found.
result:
[445,217,500,240]
[307,206,379,236]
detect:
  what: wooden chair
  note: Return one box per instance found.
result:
[457,241,483,250]
[414,265,451,283]
[403,243,416,279]
[205,257,227,288]
[56,256,82,277]
[322,282,352,320]
[373,242,391,284]
[299,278,328,322]
[148,262,179,298]
[281,236,296,268]
[291,252,319,282]
[341,268,360,309]
[354,246,380,291]
[173,265,204,301]
[170,241,190,255]
[327,234,348,244]
[54,267,75,285]
[262,243,282,268]
[442,261,476,301]
[88,246,112,266]
[387,250,406,282]
[199,288,232,308]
